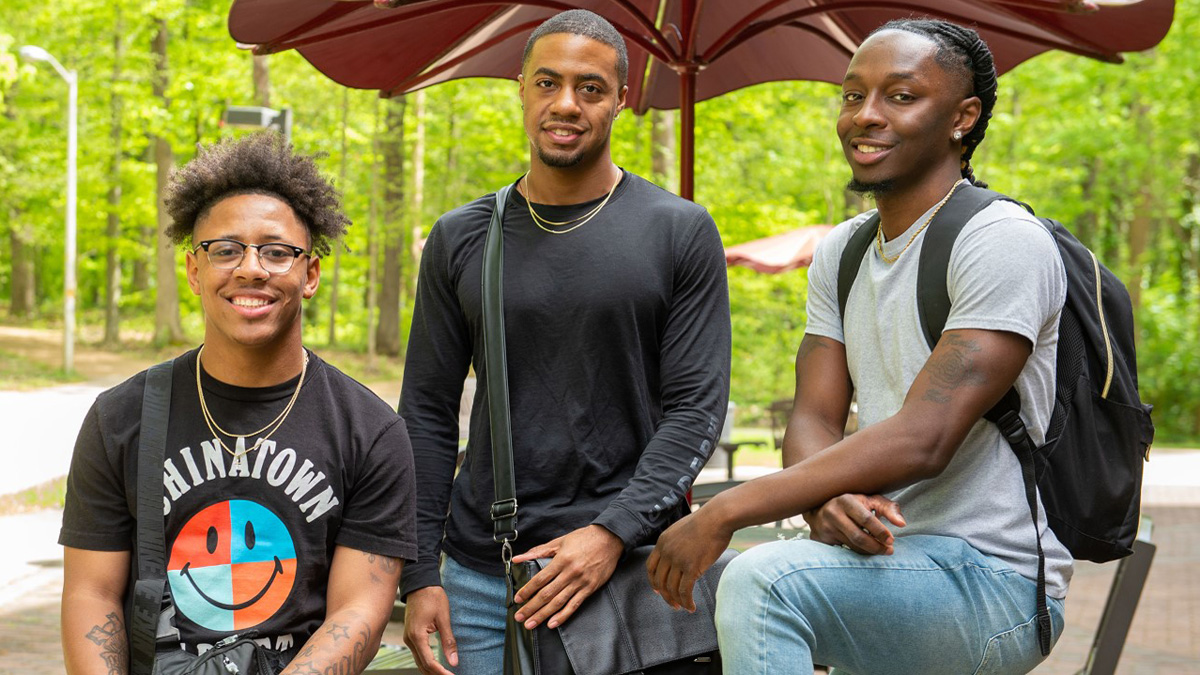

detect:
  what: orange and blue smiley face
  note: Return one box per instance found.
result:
[167,500,297,631]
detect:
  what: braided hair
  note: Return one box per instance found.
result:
[873,19,998,187]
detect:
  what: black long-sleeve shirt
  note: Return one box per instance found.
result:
[398,171,731,597]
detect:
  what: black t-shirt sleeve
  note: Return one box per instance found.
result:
[59,402,134,551]
[592,208,732,546]
[335,417,419,562]
[398,219,474,597]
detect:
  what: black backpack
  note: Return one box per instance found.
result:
[837,184,1155,655]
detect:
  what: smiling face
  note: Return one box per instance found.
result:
[518,32,628,171]
[186,193,319,356]
[836,29,980,197]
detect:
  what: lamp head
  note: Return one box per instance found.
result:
[19,45,53,62]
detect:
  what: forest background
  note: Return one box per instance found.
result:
[2,0,1198,441]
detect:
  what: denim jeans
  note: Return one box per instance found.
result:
[715,534,1065,675]
[440,554,509,675]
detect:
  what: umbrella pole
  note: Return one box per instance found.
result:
[680,68,695,201]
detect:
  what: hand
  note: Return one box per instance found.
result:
[510,524,623,630]
[647,510,733,613]
[803,494,906,555]
[402,586,457,675]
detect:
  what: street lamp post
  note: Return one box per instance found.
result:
[20,45,77,376]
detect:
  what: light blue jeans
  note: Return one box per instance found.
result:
[716,535,1065,675]
[439,554,508,675]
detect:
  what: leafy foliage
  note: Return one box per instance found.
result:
[2,0,1199,439]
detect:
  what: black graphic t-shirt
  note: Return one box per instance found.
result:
[60,348,418,655]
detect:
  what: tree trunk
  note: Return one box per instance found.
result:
[103,8,125,346]
[253,54,270,108]
[1079,156,1102,247]
[327,87,348,347]
[376,95,407,357]
[366,100,381,370]
[132,140,154,293]
[9,215,36,317]
[650,109,676,194]
[153,18,186,345]
[1127,103,1155,313]
[4,88,36,317]
[411,90,426,272]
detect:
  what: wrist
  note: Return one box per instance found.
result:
[700,492,740,538]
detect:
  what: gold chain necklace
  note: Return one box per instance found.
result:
[195,345,308,458]
[524,170,621,235]
[876,182,962,264]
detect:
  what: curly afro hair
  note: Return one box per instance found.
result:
[164,132,349,257]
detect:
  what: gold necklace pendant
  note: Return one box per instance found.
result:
[524,170,621,235]
[195,345,308,458]
[876,182,962,264]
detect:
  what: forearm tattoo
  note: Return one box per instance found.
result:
[922,334,989,404]
[283,622,375,675]
[85,612,128,674]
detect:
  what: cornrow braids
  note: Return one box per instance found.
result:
[873,19,998,188]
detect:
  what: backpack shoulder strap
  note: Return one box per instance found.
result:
[837,212,880,324]
[915,184,1009,350]
[130,358,174,675]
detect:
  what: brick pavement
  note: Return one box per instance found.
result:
[5,504,1197,673]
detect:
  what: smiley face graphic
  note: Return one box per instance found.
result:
[167,500,297,631]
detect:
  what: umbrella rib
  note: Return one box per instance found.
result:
[382,18,543,95]
[703,0,804,64]
[705,1,1122,64]
[262,0,674,64]
[248,1,365,54]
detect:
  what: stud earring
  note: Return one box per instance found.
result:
[952,130,963,141]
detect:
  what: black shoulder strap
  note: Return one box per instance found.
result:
[129,359,174,675]
[483,184,518,550]
[916,185,1053,657]
[915,185,1008,351]
[837,212,879,324]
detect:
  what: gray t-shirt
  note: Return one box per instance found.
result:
[806,190,1073,598]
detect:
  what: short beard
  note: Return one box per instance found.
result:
[536,145,585,168]
[846,177,896,197]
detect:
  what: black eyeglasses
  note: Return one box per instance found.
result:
[193,239,310,274]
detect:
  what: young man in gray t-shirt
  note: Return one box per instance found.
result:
[647,19,1072,675]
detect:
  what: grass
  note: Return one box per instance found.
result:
[0,348,84,390]
[0,476,67,515]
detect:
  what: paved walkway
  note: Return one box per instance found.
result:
[4,494,1198,673]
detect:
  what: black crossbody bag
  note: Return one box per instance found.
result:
[127,359,282,675]
[482,185,734,675]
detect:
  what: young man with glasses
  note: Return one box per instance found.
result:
[59,132,418,674]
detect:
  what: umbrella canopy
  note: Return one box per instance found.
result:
[228,0,1174,199]
[725,225,833,274]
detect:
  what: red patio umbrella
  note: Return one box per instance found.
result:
[725,225,833,274]
[228,0,1174,200]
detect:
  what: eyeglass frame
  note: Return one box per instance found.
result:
[192,238,312,274]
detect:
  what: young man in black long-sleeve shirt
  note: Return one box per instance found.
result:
[398,9,731,675]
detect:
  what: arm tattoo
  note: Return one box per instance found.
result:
[284,623,375,675]
[363,552,400,575]
[922,334,989,404]
[797,336,831,361]
[85,612,128,674]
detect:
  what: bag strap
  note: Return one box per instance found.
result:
[129,359,174,675]
[483,184,519,564]
[915,185,1052,656]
